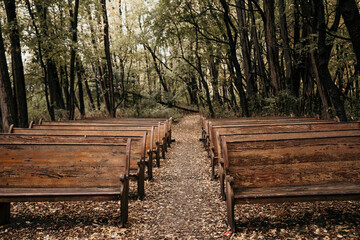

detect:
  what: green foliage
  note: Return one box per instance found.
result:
[117,99,183,121]
[249,90,300,117]
[345,96,360,121]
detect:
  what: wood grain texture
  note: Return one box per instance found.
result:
[0,143,128,188]
[0,134,144,171]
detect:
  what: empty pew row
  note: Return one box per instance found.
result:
[33,121,171,157]
[15,123,167,167]
[200,117,330,151]
[37,117,174,148]
[0,133,148,200]
[219,131,360,232]
[8,128,155,194]
[209,121,360,181]
[0,141,131,226]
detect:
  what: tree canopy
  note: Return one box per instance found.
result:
[1,0,360,131]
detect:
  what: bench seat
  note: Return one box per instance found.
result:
[0,187,123,202]
[232,183,360,204]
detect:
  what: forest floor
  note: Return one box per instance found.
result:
[1,114,360,239]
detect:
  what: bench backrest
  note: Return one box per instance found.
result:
[10,127,155,155]
[212,122,360,158]
[38,118,169,125]
[0,134,144,170]
[28,124,164,145]
[0,141,131,188]
[221,133,360,189]
[202,117,331,135]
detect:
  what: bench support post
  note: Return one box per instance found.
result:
[226,177,236,232]
[119,175,129,227]
[137,160,145,200]
[0,203,10,225]
[146,151,153,180]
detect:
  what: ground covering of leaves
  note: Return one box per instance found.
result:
[1,114,360,239]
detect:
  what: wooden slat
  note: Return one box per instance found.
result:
[230,160,360,188]
[224,136,360,188]
[233,183,360,204]
[0,143,128,188]
[31,124,155,131]
[0,134,144,170]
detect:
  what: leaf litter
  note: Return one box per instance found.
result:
[0,115,359,239]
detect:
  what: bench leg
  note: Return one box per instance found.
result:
[147,153,153,181]
[137,160,145,200]
[226,179,236,232]
[155,149,160,168]
[167,134,171,148]
[161,144,166,159]
[210,154,216,180]
[0,203,10,225]
[163,139,168,153]
[119,176,129,227]
[220,167,226,201]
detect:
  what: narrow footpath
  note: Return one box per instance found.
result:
[126,114,228,239]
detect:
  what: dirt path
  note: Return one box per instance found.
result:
[126,114,227,239]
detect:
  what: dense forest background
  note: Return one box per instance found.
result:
[1,0,360,131]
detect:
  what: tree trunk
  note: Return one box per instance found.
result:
[25,0,54,120]
[0,22,16,132]
[101,0,116,117]
[76,58,85,119]
[278,0,293,91]
[291,0,301,97]
[235,0,255,97]
[263,0,282,93]
[249,0,268,97]
[339,0,360,74]
[220,0,249,117]
[68,0,80,120]
[4,0,28,127]
[315,0,347,121]
[84,79,95,110]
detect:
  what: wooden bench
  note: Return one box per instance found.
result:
[209,122,360,180]
[220,131,360,232]
[37,117,174,150]
[10,126,160,181]
[29,123,169,162]
[0,133,148,200]
[202,118,331,151]
[0,140,131,226]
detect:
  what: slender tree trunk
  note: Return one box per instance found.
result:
[249,0,268,97]
[68,0,80,120]
[291,0,301,97]
[263,0,282,93]
[235,0,255,97]
[84,79,95,110]
[145,45,169,94]
[0,22,16,131]
[101,0,115,117]
[278,0,293,91]
[34,2,65,111]
[207,43,222,105]
[76,58,85,118]
[4,0,28,127]
[60,66,70,110]
[25,0,54,120]
[314,0,347,121]
[339,0,360,75]
[220,0,249,117]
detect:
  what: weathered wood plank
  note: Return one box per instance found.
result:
[0,144,128,188]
